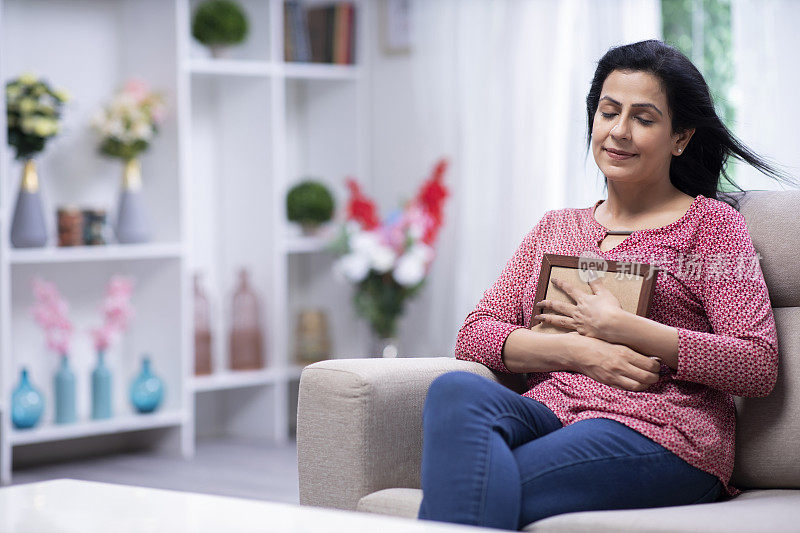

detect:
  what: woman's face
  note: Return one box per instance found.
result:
[591,69,690,186]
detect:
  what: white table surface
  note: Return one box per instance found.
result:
[0,479,505,533]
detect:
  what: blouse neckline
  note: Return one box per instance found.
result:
[587,194,705,252]
[590,194,704,235]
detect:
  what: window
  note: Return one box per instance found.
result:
[662,0,738,189]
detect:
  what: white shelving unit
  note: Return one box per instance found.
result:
[0,0,371,484]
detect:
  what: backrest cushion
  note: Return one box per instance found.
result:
[729,190,800,488]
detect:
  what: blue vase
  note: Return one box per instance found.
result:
[54,354,77,424]
[11,367,44,429]
[91,351,113,420]
[10,159,48,248]
[130,356,164,413]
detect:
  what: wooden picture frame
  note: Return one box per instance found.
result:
[530,253,659,334]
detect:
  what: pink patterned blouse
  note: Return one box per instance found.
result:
[455,193,779,499]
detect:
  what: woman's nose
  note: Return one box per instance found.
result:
[610,119,629,140]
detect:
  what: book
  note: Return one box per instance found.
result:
[529,253,659,334]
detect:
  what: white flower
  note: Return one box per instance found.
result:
[409,243,434,263]
[393,252,426,287]
[350,231,380,254]
[336,253,371,283]
[131,120,152,141]
[371,245,397,273]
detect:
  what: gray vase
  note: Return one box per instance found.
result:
[10,159,48,248]
[114,158,152,244]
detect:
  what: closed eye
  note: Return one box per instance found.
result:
[600,112,653,125]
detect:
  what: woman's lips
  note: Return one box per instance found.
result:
[604,148,636,160]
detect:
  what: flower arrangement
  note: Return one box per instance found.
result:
[5,72,70,160]
[90,276,136,353]
[90,79,166,162]
[330,158,450,339]
[30,278,73,356]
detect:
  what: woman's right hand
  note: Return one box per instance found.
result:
[567,332,661,392]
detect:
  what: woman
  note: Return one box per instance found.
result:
[417,40,796,531]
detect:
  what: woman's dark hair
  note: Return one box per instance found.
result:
[586,39,797,209]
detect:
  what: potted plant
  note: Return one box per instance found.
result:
[286,179,336,236]
[329,159,450,357]
[5,72,70,248]
[191,0,250,58]
[90,79,166,244]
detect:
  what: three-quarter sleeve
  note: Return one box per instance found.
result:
[674,207,779,397]
[454,214,547,373]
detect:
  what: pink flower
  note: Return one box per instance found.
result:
[123,79,151,104]
[30,277,73,356]
[90,275,136,352]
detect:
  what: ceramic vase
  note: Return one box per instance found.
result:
[115,158,152,244]
[91,351,112,420]
[130,356,164,413]
[10,159,47,248]
[11,367,44,429]
[54,354,77,424]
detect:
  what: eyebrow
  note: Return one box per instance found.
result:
[599,96,663,117]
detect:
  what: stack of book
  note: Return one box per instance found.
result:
[284,1,357,64]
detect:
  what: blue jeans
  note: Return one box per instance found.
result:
[417,371,722,530]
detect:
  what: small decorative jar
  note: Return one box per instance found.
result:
[11,367,44,429]
[57,205,84,246]
[130,355,164,413]
[82,208,108,245]
[294,309,331,365]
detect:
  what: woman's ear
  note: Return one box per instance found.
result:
[673,127,695,155]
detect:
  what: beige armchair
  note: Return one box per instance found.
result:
[297,190,800,532]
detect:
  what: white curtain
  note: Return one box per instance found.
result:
[399,0,661,358]
[731,0,800,190]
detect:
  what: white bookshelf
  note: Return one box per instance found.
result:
[0,0,372,484]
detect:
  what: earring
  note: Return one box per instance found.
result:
[677,148,682,153]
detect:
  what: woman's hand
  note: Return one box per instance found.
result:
[533,274,624,342]
[570,333,661,392]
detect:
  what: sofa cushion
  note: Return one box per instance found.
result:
[523,489,800,532]
[357,488,800,532]
[731,306,800,488]
[735,190,800,308]
[357,488,423,519]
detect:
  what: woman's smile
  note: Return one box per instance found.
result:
[603,147,637,160]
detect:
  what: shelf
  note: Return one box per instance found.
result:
[184,58,276,77]
[8,243,185,265]
[183,59,362,81]
[283,234,335,255]
[191,365,306,393]
[11,410,185,446]
[282,62,362,81]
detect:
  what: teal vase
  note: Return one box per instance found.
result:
[130,356,164,413]
[54,354,77,424]
[11,367,44,429]
[91,351,113,420]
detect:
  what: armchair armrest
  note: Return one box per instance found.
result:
[296,356,528,511]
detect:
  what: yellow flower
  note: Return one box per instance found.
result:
[18,98,36,114]
[5,85,21,100]
[18,72,37,85]
[53,88,70,103]
[32,117,58,137]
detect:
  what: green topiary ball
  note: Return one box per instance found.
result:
[287,180,335,226]
[191,0,249,46]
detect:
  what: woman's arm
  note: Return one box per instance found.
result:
[601,209,778,397]
[456,214,571,374]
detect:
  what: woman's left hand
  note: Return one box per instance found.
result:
[533,274,624,341]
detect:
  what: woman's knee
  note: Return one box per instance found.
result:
[424,371,495,418]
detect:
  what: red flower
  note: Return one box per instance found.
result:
[413,158,449,245]
[345,177,380,230]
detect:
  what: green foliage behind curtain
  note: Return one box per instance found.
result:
[662,0,738,191]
